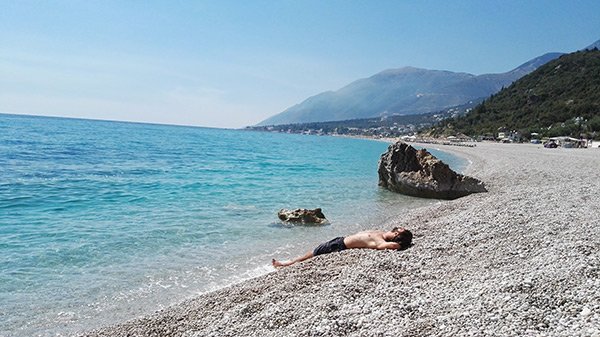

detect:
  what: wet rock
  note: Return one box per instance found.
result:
[277,208,328,224]
[378,141,487,199]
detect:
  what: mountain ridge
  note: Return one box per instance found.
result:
[257,53,568,126]
[431,49,600,139]
[584,39,600,50]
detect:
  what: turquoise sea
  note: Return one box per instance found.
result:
[0,114,465,336]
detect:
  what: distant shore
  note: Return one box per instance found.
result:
[81,142,600,337]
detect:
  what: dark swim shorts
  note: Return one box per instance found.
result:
[313,237,347,256]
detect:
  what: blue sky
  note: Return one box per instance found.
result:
[1,1,599,128]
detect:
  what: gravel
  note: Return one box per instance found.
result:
[79,142,600,337]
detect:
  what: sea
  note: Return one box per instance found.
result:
[0,113,466,336]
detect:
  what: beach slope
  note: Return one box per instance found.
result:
[81,142,599,337]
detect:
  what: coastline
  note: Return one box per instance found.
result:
[80,142,600,337]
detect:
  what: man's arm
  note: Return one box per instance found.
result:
[376,242,400,250]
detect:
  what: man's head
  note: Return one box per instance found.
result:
[390,227,413,250]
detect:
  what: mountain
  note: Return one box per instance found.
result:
[247,99,482,138]
[438,53,564,99]
[584,39,600,50]
[432,49,600,138]
[257,54,563,126]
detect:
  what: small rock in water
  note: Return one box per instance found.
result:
[277,208,328,224]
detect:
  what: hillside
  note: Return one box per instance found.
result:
[432,49,600,139]
[248,100,480,138]
[257,53,562,126]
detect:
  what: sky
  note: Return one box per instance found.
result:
[1,1,600,128]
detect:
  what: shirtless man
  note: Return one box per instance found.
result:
[272,227,413,267]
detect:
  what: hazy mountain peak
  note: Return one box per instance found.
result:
[509,52,564,75]
[256,67,483,126]
[376,66,472,77]
[377,66,427,75]
[256,39,598,126]
[584,39,600,50]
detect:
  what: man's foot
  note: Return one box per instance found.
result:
[272,259,292,267]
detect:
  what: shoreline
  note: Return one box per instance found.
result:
[80,142,599,337]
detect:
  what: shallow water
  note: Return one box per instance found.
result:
[0,114,465,336]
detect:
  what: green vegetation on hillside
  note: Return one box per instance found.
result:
[431,49,600,140]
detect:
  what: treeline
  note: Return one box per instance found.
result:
[431,49,600,139]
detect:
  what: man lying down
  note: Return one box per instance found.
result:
[272,227,413,268]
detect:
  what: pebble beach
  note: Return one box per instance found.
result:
[80,142,600,337]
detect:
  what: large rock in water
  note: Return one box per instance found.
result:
[378,141,487,200]
[278,208,328,224]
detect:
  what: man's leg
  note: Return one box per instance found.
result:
[272,251,314,267]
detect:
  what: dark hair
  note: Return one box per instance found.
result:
[391,228,413,250]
